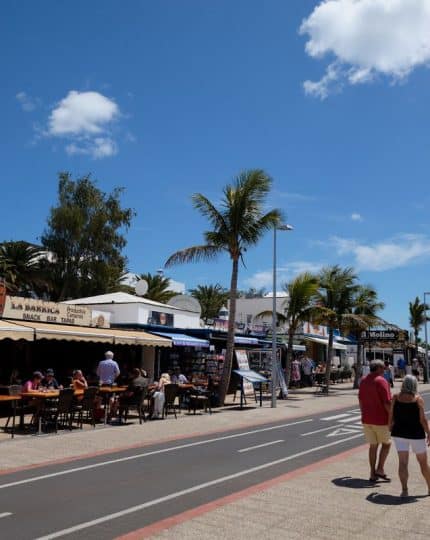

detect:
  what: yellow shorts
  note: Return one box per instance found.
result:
[362,424,391,445]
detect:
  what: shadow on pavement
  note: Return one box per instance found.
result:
[332,476,382,489]
[366,492,426,505]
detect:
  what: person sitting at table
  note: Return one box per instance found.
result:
[97,351,120,385]
[151,372,171,419]
[22,371,43,393]
[171,366,188,384]
[72,370,88,391]
[42,368,63,390]
[110,368,149,420]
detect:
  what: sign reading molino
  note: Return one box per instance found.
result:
[360,330,407,342]
[2,296,91,326]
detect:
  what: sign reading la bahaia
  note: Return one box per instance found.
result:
[2,296,91,326]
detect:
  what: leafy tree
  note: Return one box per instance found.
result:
[189,284,229,323]
[137,272,176,303]
[165,169,282,404]
[0,241,48,296]
[41,172,134,301]
[351,285,385,389]
[313,265,362,391]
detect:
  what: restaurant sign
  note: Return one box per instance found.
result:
[360,330,407,342]
[2,296,92,326]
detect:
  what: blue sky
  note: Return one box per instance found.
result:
[2,0,430,332]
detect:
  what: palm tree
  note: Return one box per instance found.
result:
[137,272,176,303]
[189,284,229,324]
[313,265,361,391]
[165,169,282,404]
[255,272,319,386]
[351,285,385,388]
[409,296,427,358]
[0,241,48,296]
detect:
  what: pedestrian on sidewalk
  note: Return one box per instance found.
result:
[389,375,430,497]
[358,360,392,482]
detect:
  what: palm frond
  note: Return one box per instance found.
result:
[165,244,223,267]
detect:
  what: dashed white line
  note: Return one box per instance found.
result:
[238,440,284,453]
[321,413,350,421]
[301,425,339,437]
[338,415,362,424]
[34,433,363,540]
[0,419,313,490]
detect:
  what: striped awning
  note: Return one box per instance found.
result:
[0,320,34,341]
[3,320,171,347]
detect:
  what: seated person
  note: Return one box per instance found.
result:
[42,368,63,389]
[171,367,188,384]
[72,370,88,391]
[110,368,149,420]
[22,371,43,393]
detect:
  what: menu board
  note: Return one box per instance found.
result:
[235,349,255,396]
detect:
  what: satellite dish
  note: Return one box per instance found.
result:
[135,279,148,296]
[168,294,202,315]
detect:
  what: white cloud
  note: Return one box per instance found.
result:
[45,90,120,159]
[48,91,119,136]
[330,234,430,271]
[16,91,38,112]
[351,212,363,222]
[244,261,324,288]
[65,137,117,159]
[300,0,430,98]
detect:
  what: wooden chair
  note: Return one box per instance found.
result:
[73,386,98,429]
[121,386,148,424]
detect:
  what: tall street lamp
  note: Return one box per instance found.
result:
[272,223,294,408]
[424,292,430,384]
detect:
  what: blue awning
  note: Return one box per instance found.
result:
[233,369,269,383]
[151,331,210,348]
[234,336,259,345]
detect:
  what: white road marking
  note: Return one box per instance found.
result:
[327,427,361,438]
[347,409,361,414]
[338,415,362,423]
[238,440,284,453]
[0,419,313,490]
[34,433,363,540]
[321,413,350,421]
[0,512,12,519]
[301,425,339,437]
[344,425,363,431]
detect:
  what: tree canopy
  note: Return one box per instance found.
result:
[41,172,134,301]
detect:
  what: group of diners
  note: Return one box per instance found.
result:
[14,351,204,427]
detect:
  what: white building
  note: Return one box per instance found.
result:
[64,292,201,329]
[232,297,289,333]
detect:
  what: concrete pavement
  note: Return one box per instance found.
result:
[1,381,430,539]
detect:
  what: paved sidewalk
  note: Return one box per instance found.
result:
[1,381,430,540]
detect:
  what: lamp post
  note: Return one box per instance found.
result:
[272,223,294,408]
[424,292,430,384]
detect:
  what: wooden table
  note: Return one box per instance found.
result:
[97,386,127,424]
[0,395,22,438]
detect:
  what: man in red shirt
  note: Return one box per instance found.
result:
[358,360,392,481]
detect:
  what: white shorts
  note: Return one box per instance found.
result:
[392,436,427,454]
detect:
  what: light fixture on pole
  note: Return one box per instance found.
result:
[424,292,430,384]
[272,223,294,408]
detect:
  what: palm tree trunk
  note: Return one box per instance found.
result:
[324,328,335,392]
[218,257,239,405]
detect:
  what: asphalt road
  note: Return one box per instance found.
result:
[1,392,429,540]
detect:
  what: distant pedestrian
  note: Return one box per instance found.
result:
[397,357,406,378]
[358,360,392,482]
[301,356,314,387]
[389,375,430,497]
[290,358,301,387]
[383,361,394,388]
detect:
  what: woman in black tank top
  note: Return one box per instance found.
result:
[388,375,430,497]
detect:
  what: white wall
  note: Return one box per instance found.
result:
[233,297,288,331]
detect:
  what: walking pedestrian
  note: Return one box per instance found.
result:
[389,375,430,497]
[358,360,392,482]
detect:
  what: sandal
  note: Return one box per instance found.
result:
[375,473,391,481]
